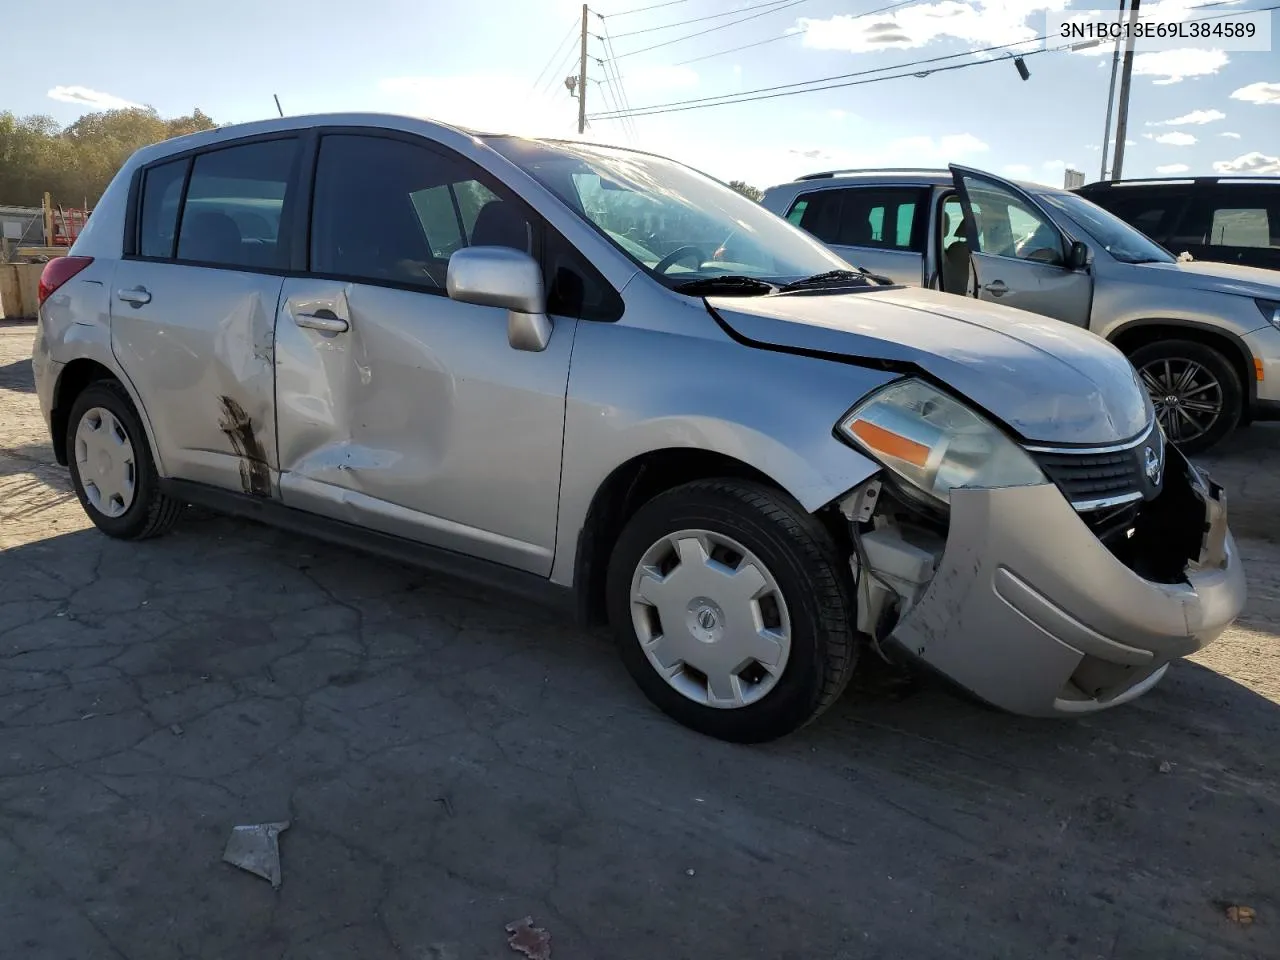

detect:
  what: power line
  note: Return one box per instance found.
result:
[607,0,814,39]
[672,0,924,66]
[612,0,814,58]
[599,0,690,16]
[593,0,1279,118]
[530,18,583,93]
[599,22,641,141]
[594,34,1051,118]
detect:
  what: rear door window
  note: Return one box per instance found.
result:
[836,188,927,252]
[138,158,188,258]
[790,190,844,244]
[175,138,298,269]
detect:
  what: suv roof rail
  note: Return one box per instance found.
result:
[795,167,945,181]
[1078,175,1280,189]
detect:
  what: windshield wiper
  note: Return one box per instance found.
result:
[671,275,777,296]
[779,268,892,292]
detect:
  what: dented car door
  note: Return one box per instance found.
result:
[272,132,574,575]
[110,137,301,496]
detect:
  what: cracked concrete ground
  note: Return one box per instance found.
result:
[2,319,1278,959]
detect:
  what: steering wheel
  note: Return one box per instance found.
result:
[653,245,704,275]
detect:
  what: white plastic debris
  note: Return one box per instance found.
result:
[222,820,290,889]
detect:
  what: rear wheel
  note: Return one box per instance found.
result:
[66,380,183,540]
[605,479,858,743]
[1128,339,1241,455]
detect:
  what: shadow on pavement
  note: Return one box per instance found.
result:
[0,356,34,393]
[0,513,1276,960]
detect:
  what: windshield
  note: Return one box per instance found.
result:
[1037,190,1175,265]
[484,137,847,290]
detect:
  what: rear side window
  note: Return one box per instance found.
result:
[791,190,843,244]
[176,138,298,269]
[138,159,188,258]
[837,188,926,251]
[1210,207,1272,248]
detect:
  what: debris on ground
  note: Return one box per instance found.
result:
[1157,760,1173,773]
[170,723,183,736]
[222,820,290,889]
[1225,904,1256,925]
[505,916,551,959]
[685,868,696,877]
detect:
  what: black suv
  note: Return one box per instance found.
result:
[1075,176,1280,272]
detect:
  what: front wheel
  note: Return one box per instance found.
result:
[1128,339,1242,455]
[605,479,858,743]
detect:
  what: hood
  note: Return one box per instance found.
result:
[1137,259,1280,300]
[709,286,1151,446]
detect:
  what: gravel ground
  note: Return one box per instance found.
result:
[1,319,1277,960]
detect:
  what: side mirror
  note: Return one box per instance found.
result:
[1066,240,1090,271]
[446,246,552,352]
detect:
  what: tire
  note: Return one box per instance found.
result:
[65,379,183,540]
[1128,339,1242,455]
[605,478,858,743]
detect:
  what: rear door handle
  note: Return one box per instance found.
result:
[116,286,151,306]
[294,311,349,333]
[982,280,1008,296]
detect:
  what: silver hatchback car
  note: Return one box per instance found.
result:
[33,114,1245,742]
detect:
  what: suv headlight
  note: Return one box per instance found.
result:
[1256,298,1280,331]
[837,378,1046,507]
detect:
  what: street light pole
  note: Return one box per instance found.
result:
[1111,0,1141,180]
[1099,0,1126,180]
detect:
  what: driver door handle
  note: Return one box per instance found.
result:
[294,310,349,333]
[982,280,1008,296]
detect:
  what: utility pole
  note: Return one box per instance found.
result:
[1099,0,1126,180]
[577,3,589,135]
[1111,0,1141,180]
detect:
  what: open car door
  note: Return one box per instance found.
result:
[949,165,1093,328]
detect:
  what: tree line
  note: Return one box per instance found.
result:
[0,107,217,208]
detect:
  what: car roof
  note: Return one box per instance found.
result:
[766,168,1060,195]
[1077,175,1280,191]
[129,111,662,168]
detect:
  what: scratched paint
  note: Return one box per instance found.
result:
[218,396,272,497]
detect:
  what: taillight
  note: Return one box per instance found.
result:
[37,256,94,307]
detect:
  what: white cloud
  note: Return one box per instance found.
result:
[1147,108,1225,126]
[47,85,144,110]
[1230,81,1280,105]
[1133,48,1229,85]
[798,0,1067,55]
[1220,131,1242,138]
[1156,163,1190,173]
[1150,131,1197,146]
[1003,163,1033,176]
[779,132,987,183]
[1213,152,1280,174]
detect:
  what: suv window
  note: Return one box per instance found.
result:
[138,158,188,258]
[787,188,925,252]
[959,176,1063,264]
[176,138,298,269]
[1098,193,1175,242]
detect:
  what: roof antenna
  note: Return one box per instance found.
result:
[273,94,284,118]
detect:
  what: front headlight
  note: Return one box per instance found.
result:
[837,378,1046,507]
[1256,298,1280,331]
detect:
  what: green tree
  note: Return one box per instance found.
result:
[0,106,217,208]
[727,180,763,203]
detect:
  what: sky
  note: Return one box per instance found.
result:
[6,0,1280,191]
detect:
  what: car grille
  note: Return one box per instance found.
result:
[1027,424,1164,513]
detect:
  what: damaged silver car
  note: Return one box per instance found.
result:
[33,114,1245,742]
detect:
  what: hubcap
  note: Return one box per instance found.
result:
[1138,358,1223,444]
[629,529,791,709]
[74,407,136,518]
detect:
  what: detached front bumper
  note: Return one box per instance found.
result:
[886,453,1245,716]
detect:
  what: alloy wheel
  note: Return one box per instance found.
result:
[1138,357,1224,445]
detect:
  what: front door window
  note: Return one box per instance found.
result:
[958,176,1064,266]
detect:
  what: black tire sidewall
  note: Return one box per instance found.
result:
[65,381,164,539]
[605,481,852,743]
[1128,339,1242,455]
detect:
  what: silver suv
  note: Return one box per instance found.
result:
[33,115,1244,742]
[761,166,1280,453]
